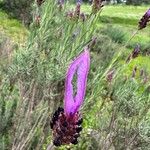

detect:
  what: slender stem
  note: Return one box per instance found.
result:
[125,30,139,47]
[100,29,139,81]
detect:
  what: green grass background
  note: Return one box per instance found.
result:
[1,5,150,43]
[0,9,28,43]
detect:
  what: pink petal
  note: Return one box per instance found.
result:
[147,8,150,16]
[64,48,90,116]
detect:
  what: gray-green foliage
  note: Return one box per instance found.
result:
[0,78,18,149]
[91,34,119,68]
[77,75,150,150]
[100,25,127,44]
[126,0,150,5]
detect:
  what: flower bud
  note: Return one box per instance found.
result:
[139,8,150,30]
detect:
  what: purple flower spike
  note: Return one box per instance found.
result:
[126,44,140,63]
[139,8,150,30]
[50,48,90,147]
[65,48,90,117]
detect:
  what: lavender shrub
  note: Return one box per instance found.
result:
[0,1,150,150]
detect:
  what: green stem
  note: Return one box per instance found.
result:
[100,29,139,81]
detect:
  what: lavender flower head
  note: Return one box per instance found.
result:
[139,8,150,30]
[66,10,74,19]
[132,44,140,59]
[80,12,86,22]
[126,44,140,63]
[50,48,90,146]
[106,70,115,82]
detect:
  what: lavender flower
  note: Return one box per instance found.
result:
[74,2,81,19]
[139,8,150,30]
[66,10,74,19]
[126,44,140,63]
[50,48,90,146]
[131,44,140,59]
[80,12,86,22]
[106,70,115,82]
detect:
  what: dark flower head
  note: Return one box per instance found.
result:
[131,44,140,59]
[50,49,90,146]
[139,8,150,30]
[74,2,81,19]
[106,70,114,82]
[50,107,83,146]
[80,13,86,22]
[66,10,74,19]
[36,0,45,6]
[126,44,140,63]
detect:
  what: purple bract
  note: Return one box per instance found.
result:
[50,48,90,146]
[64,48,90,117]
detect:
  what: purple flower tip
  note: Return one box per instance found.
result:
[139,8,150,30]
[64,48,90,117]
[147,9,150,16]
[107,70,115,82]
